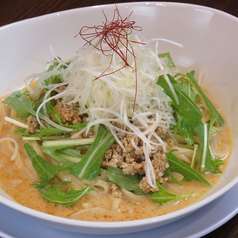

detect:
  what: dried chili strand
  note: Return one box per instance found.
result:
[75,5,144,112]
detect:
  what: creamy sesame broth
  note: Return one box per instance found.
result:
[0,5,232,222]
[0,122,231,221]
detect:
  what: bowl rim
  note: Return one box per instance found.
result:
[0,1,238,231]
[0,178,237,229]
[1,1,238,29]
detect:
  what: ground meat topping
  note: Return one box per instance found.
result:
[54,101,85,125]
[26,115,40,134]
[139,177,158,193]
[103,132,169,193]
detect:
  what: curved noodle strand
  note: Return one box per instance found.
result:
[0,138,19,161]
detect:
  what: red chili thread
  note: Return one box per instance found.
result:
[75,5,145,112]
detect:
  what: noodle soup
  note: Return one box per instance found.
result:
[0,5,232,222]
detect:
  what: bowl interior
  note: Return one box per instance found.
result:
[0,2,237,234]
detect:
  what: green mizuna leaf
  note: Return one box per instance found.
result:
[38,184,93,206]
[43,57,71,86]
[38,122,87,138]
[174,114,195,146]
[39,126,71,138]
[106,167,145,195]
[165,150,211,186]
[42,147,79,167]
[174,75,197,103]
[186,71,224,127]
[24,143,92,206]
[151,183,192,205]
[196,120,223,174]
[24,143,63,182]
[158,52,176,68]
[57,148,82,163]
[3,91,36,118]
[213,158,225,167]
[157,70,224,175]
[16,122,87,141]
[66,126,115,180]
[157,74,203,146]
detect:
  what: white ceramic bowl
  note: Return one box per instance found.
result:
[0,2,237,235]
